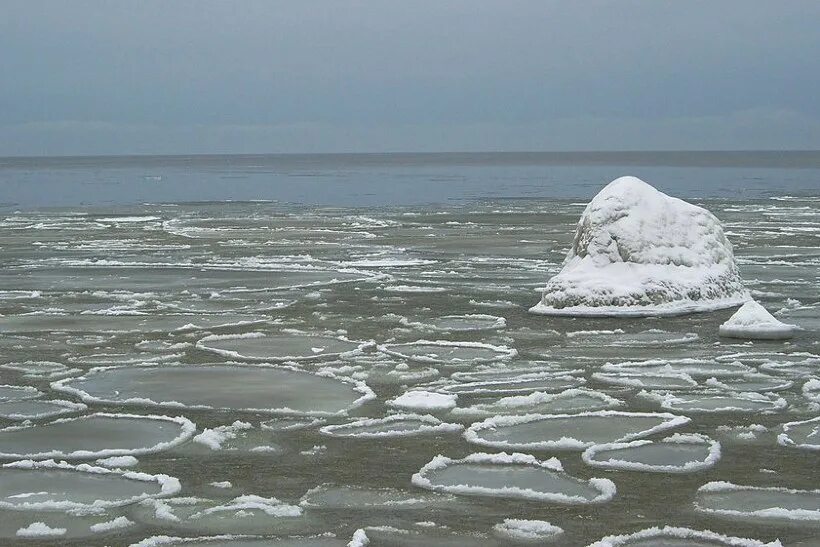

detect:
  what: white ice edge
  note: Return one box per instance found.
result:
[377,339,517,363]
[581,434,721,473]
[463,410,690,451]
[319,414,464,438]
[695,481,820,521]
[1,458,181,511]
[0,412,196,459]
[586,525,782,547]
[51,363,376,417]
[411,451,616,504]
[777,416,820,451]
[196,332,375,362]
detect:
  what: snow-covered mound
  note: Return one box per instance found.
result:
[719,300,795,340]
[530,176,750,316]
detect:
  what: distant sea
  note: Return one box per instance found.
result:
[1,150,819,209]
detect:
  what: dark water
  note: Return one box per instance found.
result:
[1,151,819,208]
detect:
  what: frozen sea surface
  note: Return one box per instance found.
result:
[0,164,818,544]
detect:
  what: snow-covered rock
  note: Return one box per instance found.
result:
[530,176,749,317]
[719,300,795,340]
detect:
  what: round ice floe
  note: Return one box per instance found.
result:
[705,374,793,392]
[53,364,374,416]
[719,300,795,340]
[717,351,820,365]
[450,389,621,418]
[777,416,820,451]
[319,414,463,438]
[0,313,271,333]
[0,459,179,511]
[582,434,721,473]
[804,379,820,404]
[438,374,585,396]
[403,314,506,332]
[601,359,753,378]
[132,495,308,536]
[0,413,195,459]
[260,417,326,432]
[695,481,820,522]
[450,364,568,383]
[359,524,488,546]
[0,385,41,402]
[197,332,370,361]
[592,372,698,390]
[387,391,457,412]
[377,340,516,366]
[759,361,820,378]
[299,484,456,510]
[566,329,698,347]
[638,390,787,413]
[530,177,750,317]
[0,361,76,379]
[411,452,616,503]
[464,411,689,451]
[493,519,564,543]
[587,525,782,546]
[0,399,86,421]
[382,284,449,294]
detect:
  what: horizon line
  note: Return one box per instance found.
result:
[2,148,820,161]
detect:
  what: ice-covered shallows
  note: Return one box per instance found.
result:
[530,176,750,316]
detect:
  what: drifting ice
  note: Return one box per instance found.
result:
[530,176,750,316]
[719,300,796,340]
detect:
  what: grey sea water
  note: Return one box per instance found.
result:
[0,152,819,546]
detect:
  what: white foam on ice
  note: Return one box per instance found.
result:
[411,451,616,503]
[299,484,456,510]
[90,516,135,533]
[450,389,621,418]
[0,459,180,512]
[587,525,782,546]
[0,413,196,459]
[0,399,86,420]
[319,414,463,438]
[193,421,254,450]
[582,433,721,473]
[53,364,375,416]
[96,455,139,468]
[695,481,820,522]
[464,410,690,451]
[492,518,564,542]
[720,300,796,340]
[638,390,787,413]
[387,391,458,411]
[592,371,698,390]
[401,314,506,332]
[16,522,67,537]
[601,358,753,378]
[777,416,820,451]
[377,339,516,366]
[530,176,750,317]
[197,332,371,361]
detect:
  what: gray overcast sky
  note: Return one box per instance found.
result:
[2,1,819,156]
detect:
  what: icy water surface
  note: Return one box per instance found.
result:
[0,196,819,546]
